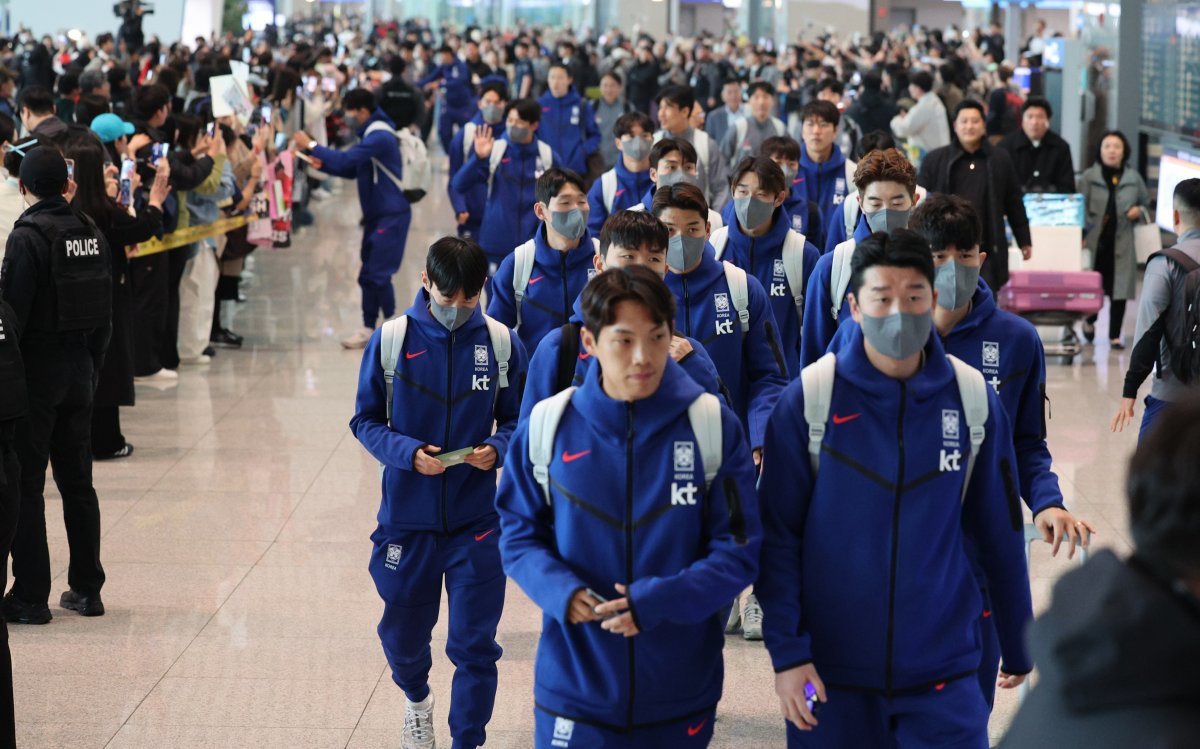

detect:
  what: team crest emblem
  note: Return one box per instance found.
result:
[942,410,960,440]
[982,341,1000,367]
[474,345,489,366]
[386,544,403,565]
[714,293,730,313]
[674,441,695,473]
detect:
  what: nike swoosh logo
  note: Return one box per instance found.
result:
[831,413,861,425]
[688,720,707,737]
[474,529,495,542]
[561,449,590,463]
[614,189,626,197]
[501,158,512,164]
[578,352,591,361]
[528,275,546,285]
[406,350,427,360]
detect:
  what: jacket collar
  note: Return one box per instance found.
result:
[532,222,595,266]
[728,204,791,249]
[404,288,487,340]
[945,277,996,339]
[665,244,724,289]
[834,321,956,404]
[800,143,846,174]
[360,108,396,137]
[574,354,705,441]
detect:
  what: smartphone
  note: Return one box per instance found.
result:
[64,158,74,182]
[206,121,216,138]
[150,143,166,162]
[805,683,821,716]
[260,103,273,125]
[321,76,337,93]
[118,158,135,206]
[294,150,315,165]
[304,76,318,94]
[585,588,609,605]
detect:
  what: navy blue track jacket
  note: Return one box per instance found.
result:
[585,159,653,236]
[799,219,873,367]
[311,109,411,226]
[349,294,528,533]
[447,114,505,230]
[799,143,852,238]
[497,360,762,729]
[537,89,601,175]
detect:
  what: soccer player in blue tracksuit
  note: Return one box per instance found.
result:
[654,183,788,458]
[831,195,1097,707]
[721,135,820,240]
[820,130,902,253]
[800,148,921,367]
[756,230,1034,748]
[716,156,820,378]
[296,89,411,349]
[797,100,855,245]
[451,99,561,271]
[487,168,595,356]
[630,138,725,230]
[349,237,529,749]
[497,265,762,748]
[447,81,508,242]
[419,46,476,152]
[521,210,723,421]
[585,111,655,235]
[537,63,601,176]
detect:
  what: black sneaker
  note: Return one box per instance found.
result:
[60,590,105,617]
[3,590,51,624]
[95,443,135,461]
[210,328,244,349]
[202,346,217,357]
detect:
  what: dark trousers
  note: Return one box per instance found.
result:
[0,423,20,748]
[129,253,169,375]
[534,706,716,748]
[11,351,105,604]
[1087,299,1127,341]
[90,405,125,457]
[359,215,411,329]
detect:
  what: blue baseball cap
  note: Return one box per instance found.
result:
[90,113,136,144]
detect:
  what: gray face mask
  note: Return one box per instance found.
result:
[934,259,980,311]
[428,297,473,332]
[657,169,701,189]
[780,164,798,182]
[864,207,912,234]
[860,310,931,360]
[508,125,532,144]
[667,232,707,271]
[734,196,776,232]
[481,103,505,124]
[549,207,587,241]
[622,137,653,161]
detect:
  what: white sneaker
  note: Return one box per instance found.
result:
[341,327,374,349]
[179,355,212,365]
[310,187,333,201]
[742,594,764,641]
[402,693,436,749]
[134,368,179,382]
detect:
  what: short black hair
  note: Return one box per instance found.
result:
[800,100,840,128]
[548,61,571,77]
[18,86,55,117]
[650,182,710,219]
[507,98,541,124]
[747,81,776,98]
[649,137,697,169]
[74,95,111,127]
[954,99,986,122]
[1127,395,1200,576]
[859,130,898,156]
[817,78,844,96]
[601,71,623,86]
[535,166,586,206]
[581,265,676,339]
[343,88,376,113]
[848,229,935,297]
[1022,96,1053,120]
[657,84,695,113]
[909,194,982,252]
[134,83,172,120]
[425,236,489,299]
[862,69,883,92]
[1096,129,1131,167]
[909,71,934,93]
[478,81,509,102]
[731,155,787,196]
[57,72,80,96]
[613,111,654,139]
[599,210,669,258]
[721,78,741,89]
[1174,178,1200,217]
[761,135,801,162]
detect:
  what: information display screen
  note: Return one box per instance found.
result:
[1141,2,1200,140]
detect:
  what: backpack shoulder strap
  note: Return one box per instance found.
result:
[710,226,730,259]
[483,315,512,389]
[556,321,582,393]
[843,195,860,237]
[511,239,537,329]
[948,355,988,504]
[462,122,477,162]
[379,316,408,427]
[781,230,807,321]
[687,393,723,489]
[486,139,509,195]
[694,130,710,165]
[538,140,553,169]
[1152,247,1200,273]
[722,261,751,333]
[830,239,857,321]
[774,118,786,136]
[529,386,577,506]
[601,169,618,213]
[364,120,395,138]
[800,352,837,473]
[734,118,747,145]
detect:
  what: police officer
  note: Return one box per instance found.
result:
[0,294,26,745]
[0,145,112,624]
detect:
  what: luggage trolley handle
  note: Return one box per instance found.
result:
[1018,521,1090,702]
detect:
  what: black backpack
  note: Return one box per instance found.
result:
[1149,248,1200,384]
[0,298,27,422]
[555,322,584,393]
[18,210,111,333]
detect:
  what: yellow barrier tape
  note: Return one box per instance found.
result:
[129,215,250,258]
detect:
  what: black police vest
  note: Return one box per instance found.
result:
[18,210,111,333]
[0,298,27,421]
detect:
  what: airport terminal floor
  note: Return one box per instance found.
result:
[11,170,1140,749]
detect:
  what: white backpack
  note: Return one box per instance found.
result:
[721,261,752,334]
[733,117,787,153]
[487,138,554,198]
[378,314,512,428]
[711,226,808,322]
[529,388,723,505]
[800,352,987,501]
[510,237,601,329]
[842,184,928,239]
[828,239,858,322]
[600,169,619,213]
[364,121,433,201]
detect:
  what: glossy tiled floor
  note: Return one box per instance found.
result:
[12,170,1140,748]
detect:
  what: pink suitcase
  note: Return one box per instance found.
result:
[997,270,1104,317]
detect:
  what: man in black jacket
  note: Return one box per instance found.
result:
[0,296,25,744]
[1000,396,1200,749]
[844,70,897,140]
[129,84,217,199]
[919,101,1032,290]
[999,97,1076,194]
[0,146,112,625]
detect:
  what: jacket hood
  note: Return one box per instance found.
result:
[532,222,596,269]
[727,204,792,250]
[360,108,397,137]
[1030,550,1200,713]
[834,321,956,404]
[944,277,996,338]
[664,244,725,292]
[800,143,847,174]
[404,288,487,340]
[541,89,582,107]
[574,354,705,445]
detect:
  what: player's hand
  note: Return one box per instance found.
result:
[668,335,694,362]
[775,663,826,731]
[567,589,603,624]
[413,445,446,476]
[463,445,497,470]
[294,131,313,150]
[597,583,640,637]
[997,671,1027,689]
[474,123,495,160]
[1034,507,1096,559]
[456,211,470,225]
